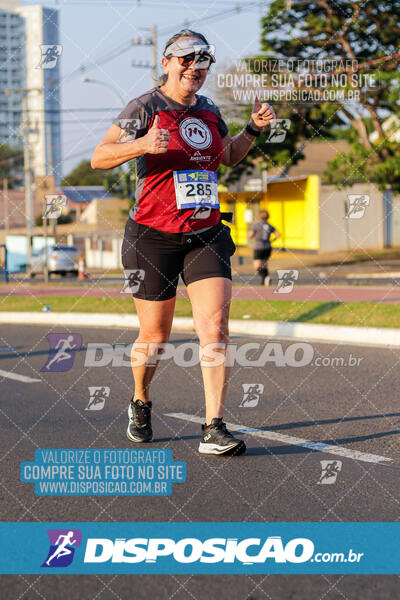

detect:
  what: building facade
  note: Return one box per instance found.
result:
[0,1,61,184]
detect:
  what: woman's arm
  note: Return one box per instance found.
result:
[221,99,275,167]
[91,115,169,170]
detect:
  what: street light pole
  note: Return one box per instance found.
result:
[82,77,125,106]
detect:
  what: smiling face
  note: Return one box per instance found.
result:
[161,40,209,100]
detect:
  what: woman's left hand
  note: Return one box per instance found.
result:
[250,97,276,130]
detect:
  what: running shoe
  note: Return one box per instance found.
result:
[127,398,152,443]
[198,418,246,456]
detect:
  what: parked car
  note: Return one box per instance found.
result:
[29,244,80,278]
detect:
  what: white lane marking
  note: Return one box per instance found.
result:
[0,369,41,383]
[165,412,393,464]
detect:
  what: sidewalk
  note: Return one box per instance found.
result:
[233,248,400,278]
[1,311,400,348]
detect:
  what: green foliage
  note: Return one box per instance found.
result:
[105,163,136,201]
[60,159,115,187]
[256,0,400,191]
[34,212,74,226]
[0,144,24,187]
[61,159,136,210]
[218,105,307,185]
[325,141,400,191]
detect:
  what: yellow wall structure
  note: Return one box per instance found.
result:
[219,192,263,246]
[219,177,319,250]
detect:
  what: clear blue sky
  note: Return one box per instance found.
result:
[24,0,267,176]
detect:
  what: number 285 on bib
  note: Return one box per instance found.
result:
[173,169,219,210]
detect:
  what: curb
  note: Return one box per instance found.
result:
[1,311,400,347]
[346,272,400,279]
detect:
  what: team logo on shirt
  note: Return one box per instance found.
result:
[179,117,212,149]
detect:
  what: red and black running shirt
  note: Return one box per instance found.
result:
[112,86,229,233]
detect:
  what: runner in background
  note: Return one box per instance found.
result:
[248,210,280,286]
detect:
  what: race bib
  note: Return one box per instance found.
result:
[173,170,219,210]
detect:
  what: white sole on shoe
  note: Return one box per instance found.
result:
[198,441,245,455]
[126,427,152,443]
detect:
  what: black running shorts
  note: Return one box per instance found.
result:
[253,247,271,261]
[121,218,236,301]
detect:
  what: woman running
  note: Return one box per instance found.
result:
[249,210,280,286]
[91,29,275,456]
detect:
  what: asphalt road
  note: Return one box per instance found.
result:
[1,324,400,599]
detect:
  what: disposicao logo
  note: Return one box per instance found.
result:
[42,529,82,567]
[83,536,314,564]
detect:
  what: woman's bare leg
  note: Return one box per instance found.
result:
[186,277,232,425]
[131,296,176,402]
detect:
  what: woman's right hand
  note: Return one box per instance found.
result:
[142,115,169,154]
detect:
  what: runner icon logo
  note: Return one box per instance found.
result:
[36,45,62,69]
[117,119,141,141]
[345,195,370,219]
[41,333,82,372]
[240,383,264,407]
[274,270,299,294]
[121,269,145,294]
[44,194,67,219]
[42,529,82,568]
[179,117,212,149]
[86,386,110,410]
[318,460,342,485]
[266,119,291,143]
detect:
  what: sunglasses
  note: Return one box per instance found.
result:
[176,52,213,69]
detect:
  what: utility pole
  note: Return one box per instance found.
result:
[5,87,42,274]
[131,26,157,83]
[46,122,57,236]
[21,91,34,273]
[3,178,9,234]
[43,198,49,284]
[152,24,157,84]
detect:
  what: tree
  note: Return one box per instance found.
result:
[60,159,115,187]
[35,212,74,226]
[61,159,136,209]
[212,35,342,185]
[256,0,400,191]
[0,144,24,187]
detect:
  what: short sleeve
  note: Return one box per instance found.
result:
[112,98,150,141]
[201,96,229,139]
[251,223,258,233]
[217,110,229,138]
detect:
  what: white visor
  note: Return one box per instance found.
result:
[164,37,216,64]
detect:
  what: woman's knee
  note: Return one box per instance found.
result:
[194,315,229,343]
[136,330,170,344]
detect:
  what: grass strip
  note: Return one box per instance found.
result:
[0,296,399,328]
